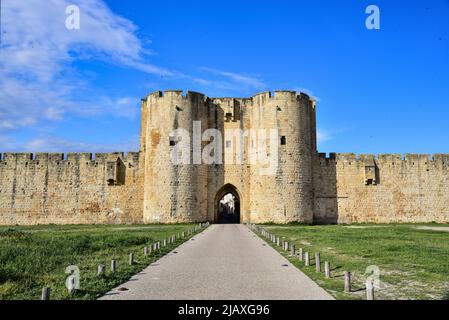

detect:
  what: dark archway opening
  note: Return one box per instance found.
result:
[215,184,241,224]
[218,193,240,224]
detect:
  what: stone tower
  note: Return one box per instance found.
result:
[2,89,449,226]
[140,90,317,224]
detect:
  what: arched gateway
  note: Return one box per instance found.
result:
[214,184,241,224]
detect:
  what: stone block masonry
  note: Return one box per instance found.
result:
[0,90,448,225]
[0,152,144,225]
[313,153,449,224]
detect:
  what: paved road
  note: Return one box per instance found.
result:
[100,224,334,300]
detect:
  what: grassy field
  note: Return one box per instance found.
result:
[259,224,449,300]
[0,224,201,300]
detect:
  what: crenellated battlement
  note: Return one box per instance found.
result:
[144,90,207,103]
[143,90,316,108]
[317,153,449,166]
[0,152,141,167]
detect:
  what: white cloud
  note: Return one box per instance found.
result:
[294,88,322,102]
[0,0,167,133]
[317,129,332,144]
[199,67,268,91]
[0,134,140,153]
[0,0,273,151]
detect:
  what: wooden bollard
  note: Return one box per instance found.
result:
[366,280,375,300]
[324,261,331,278]
[144,246,148,256]
[304,252,310,266]
[344,271,351,293]
[284,242,289,251]
[41,287,50,300]
[98,264,105,276]
[163,239,166,247]
[111,260,116,273]
[298,248,303,261]
[276,237,280,246]
[129,253,134,266]
[315,253,321,273]
[67,276,77,295]
[290,244,296,256]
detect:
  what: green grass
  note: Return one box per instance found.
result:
[258,224,449,300]
[0,224,202,300]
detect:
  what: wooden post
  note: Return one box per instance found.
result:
[276,237,280,246]
[129,253,134,266]
[67,276,76,295]
[144,246,148,256]
[366,280,375,300]
[290,244,296,256]
[298,248,303,261]
[98,264,105,276]
[324,261,331,278]
[163,239,166,247]
[315,253,321,273]
[304,252,310,266]
[41,287,50,300]
[111,260,116,273]
[344,271,351,293]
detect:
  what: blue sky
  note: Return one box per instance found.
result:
[1,0,448,154]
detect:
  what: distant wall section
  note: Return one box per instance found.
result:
[313,153,449,224]
[0,152,144,225]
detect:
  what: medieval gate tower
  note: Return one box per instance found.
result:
[1,90,449,225]
[141,90,316,224]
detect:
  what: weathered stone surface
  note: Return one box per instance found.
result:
[1,90,449,225]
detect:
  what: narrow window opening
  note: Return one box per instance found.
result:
[280,136,286,145]
[169,136,176,147]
